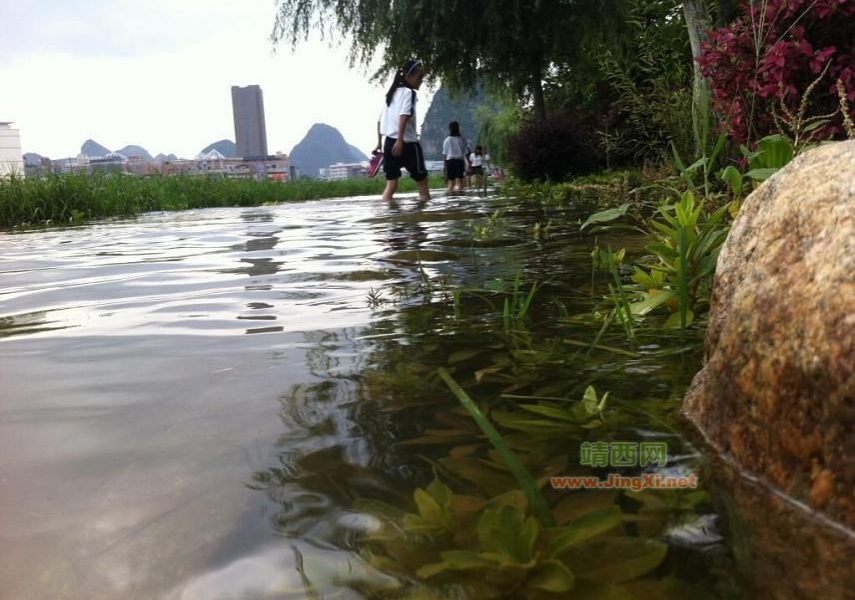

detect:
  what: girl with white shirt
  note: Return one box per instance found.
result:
[441,121,468,194]
[469,146,486,190]
[374,60,429,203]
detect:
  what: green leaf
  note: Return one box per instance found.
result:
[528,560,575,592]
[548,506,623,557]
[664,309,693,328]
[518,403,576,422]
[426,476,453,508]
[745,167,779,181]
[629,290,677,316]
[581,204,631,230]
[754,134,793,169]
[517,516,540,562]
[802,118,830,133]
[719,165,743,197]
[448,348,486,364]
[437,368,556,527]
[650,220,676,239]
[571,386,603,421]
[491,412,579,434]
[414,488,446,525]
[565,538,669,584]
[645,244,677,259]
[416,551,496,578]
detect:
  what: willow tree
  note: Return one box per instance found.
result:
[272,0,628,121]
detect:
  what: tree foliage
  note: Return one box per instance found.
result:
[272,0,630,119]
[599,0,695,163]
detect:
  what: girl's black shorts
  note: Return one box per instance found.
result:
[445,158,465,180]
[383,138,427,181]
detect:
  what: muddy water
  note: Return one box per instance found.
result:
[1,192,733,599]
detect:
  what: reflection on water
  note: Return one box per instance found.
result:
[0,192,750,599]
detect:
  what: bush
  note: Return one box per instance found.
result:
[507,113,605,182]
[698,0,855,145]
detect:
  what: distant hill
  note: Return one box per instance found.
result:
[115,145,152,160]
[81,139,111,158]
[200,139,237,158]
[153,153,178,163]
[347,144,367,161]
[420,84,494,160]
[289,123,368,177]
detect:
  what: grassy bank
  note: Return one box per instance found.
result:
[0,172,446,229]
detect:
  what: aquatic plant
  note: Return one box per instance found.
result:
[630,190,730,329]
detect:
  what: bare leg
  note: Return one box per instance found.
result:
[417,178,430,201]
[382,179,398,201]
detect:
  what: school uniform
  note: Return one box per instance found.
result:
[442,136,468,180]
[469,153,484,175]
[380,87,427,181]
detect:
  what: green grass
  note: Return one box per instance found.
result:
[0,172,447,229]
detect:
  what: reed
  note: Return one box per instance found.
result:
[0,172,445,228]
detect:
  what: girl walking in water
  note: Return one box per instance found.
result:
[374,60,429,203]
[442,121,468,194]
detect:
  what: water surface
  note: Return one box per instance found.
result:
[0,192,734,599]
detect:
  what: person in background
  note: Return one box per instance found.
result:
[375,60,429,203]
[482,147,492,175]
[469,145,486,190]
[441,121,468,194]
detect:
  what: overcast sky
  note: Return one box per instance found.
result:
[1,0,433,159]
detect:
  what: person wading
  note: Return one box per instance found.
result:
[374,60,430,203]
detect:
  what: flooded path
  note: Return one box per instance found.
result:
[0,192,733,599]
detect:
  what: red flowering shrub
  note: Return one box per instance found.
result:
[698,0,855,143]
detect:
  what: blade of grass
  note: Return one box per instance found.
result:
[437,367,555,527]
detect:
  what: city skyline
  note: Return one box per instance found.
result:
[1,0,435,160]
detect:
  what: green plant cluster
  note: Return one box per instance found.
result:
[0,172,446,229]
[359,477,688,600]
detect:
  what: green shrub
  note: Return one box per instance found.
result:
[507,114,605,182]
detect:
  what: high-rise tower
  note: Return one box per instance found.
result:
[231,85,268,158]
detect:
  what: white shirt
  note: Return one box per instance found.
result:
[380,87,419,142]
[442,136,468,159]
[469,153,483,168]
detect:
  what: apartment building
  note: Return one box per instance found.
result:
[328,162,368,180]
[0,122,24,177]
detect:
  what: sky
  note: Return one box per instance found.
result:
[1,0,433,160]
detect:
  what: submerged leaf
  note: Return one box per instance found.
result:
[564,538,668,583]
[528,560,576,592]
[547,506,623,557]
[448,348,487,364]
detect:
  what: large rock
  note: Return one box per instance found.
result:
[682,140,855,524]
[682,141,855,597]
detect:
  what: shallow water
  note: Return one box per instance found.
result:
[0,191,735,599]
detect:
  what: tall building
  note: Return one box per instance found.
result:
[0,121,24,177]
[231,85,268,159]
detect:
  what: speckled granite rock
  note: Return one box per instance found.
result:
[682,140,855,528]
